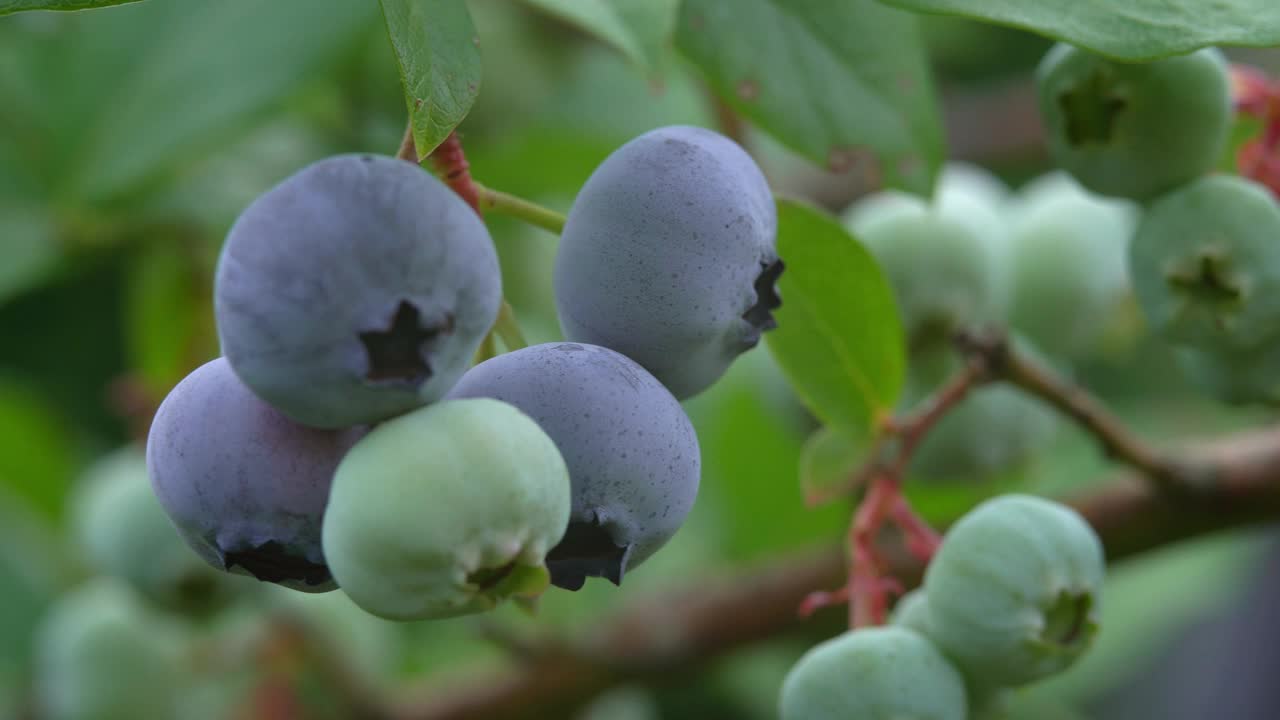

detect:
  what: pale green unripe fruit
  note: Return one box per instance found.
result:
[1004,172,1137,359]
[322,398,571,621]
[1129,174,1280,350]
[72,448,242,614]
[889,588,932,635]
[846,189,1002,346]
[779,626,967,720]
[35,580,188,720]
[924,494,1105,687]
[1036,44,1230,201]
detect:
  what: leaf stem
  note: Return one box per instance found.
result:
[474,182,567,235]
[954,329,1196,493]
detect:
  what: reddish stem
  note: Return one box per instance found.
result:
[848,475,901,627]
[890,495,942,562]
[429,132,482,215]
[889,359,986,467]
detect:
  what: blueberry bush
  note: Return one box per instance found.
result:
[3,1,1280,718]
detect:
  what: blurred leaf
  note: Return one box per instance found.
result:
[0,491,65,692]
[675,0,944,194]
[879,0,1280,60]
[0,0,378,206]
[124,239,210,396]
[379,0,482,157]
[0,207,59,307]
[0,377,78,519]
[686,352,848,559]
[798,425,870,507]
[765,199,906,433]
[520,0,678,75]
[0,0,139,15]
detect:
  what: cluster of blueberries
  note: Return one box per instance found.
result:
[780,495,1105,720]
[1038,44,1280,404]
[145,125,785,621]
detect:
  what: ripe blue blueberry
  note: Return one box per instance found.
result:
[447,342,700,590]
[215,153,501,428]
[554,126,781,399]
[146,358,363,593]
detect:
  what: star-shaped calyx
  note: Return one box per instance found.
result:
[358,300,454,385]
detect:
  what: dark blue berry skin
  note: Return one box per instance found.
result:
[554,125,781,400]
[215,153,501,428]
[146,358,363,593]
[446,342,700,590]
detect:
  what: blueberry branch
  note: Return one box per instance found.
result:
[474,182,568,234]
[954,328,1199,493]
[386,436,1280,719]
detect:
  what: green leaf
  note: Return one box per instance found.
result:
[685,352,848,560]
[798,425,871,507]
[495,563,551,600]
[124,241,211,396]
[0,377,78,520]
[0,0,379,205]
[675,0,944,195]
[0,0,140,16]
[879,0,1280,61]
[520,0,678,75]
[379,0,482,158]
[765,199,906,432]
[0,207,59,307]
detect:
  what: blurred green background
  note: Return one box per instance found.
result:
[2,1,1279,718]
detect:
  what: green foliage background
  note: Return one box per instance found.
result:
[1,1,1278,717]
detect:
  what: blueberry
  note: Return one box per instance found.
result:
[924,494,1105,687]
[72,448,244,614]
[215,153,501,428]
[554,125,781,399]
[322,398,571,621]
[446,342,700,590]
[1036,44,1231,201]
[35,579,188,720]
[779,626,967,720]
[146,358,362,593]
[846,191,1003,348]
[1004,172,1137,359]
[1129,174,1280,350]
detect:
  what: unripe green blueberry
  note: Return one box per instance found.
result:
[1004,172,1137,359]
[904,344,1058,481]
[1174,342,1280,406]
[1129,174,1280,350]
[846,193,1002,346]
[72,448,243,615]
[889,588,932,635]
[322,398,570,621]
[924,494,1105,687]
[1036,44,1231,201]
[938,162,1011,208]
[778,626,967,720]
[35,579,188,720]
[890,590,1013,720]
